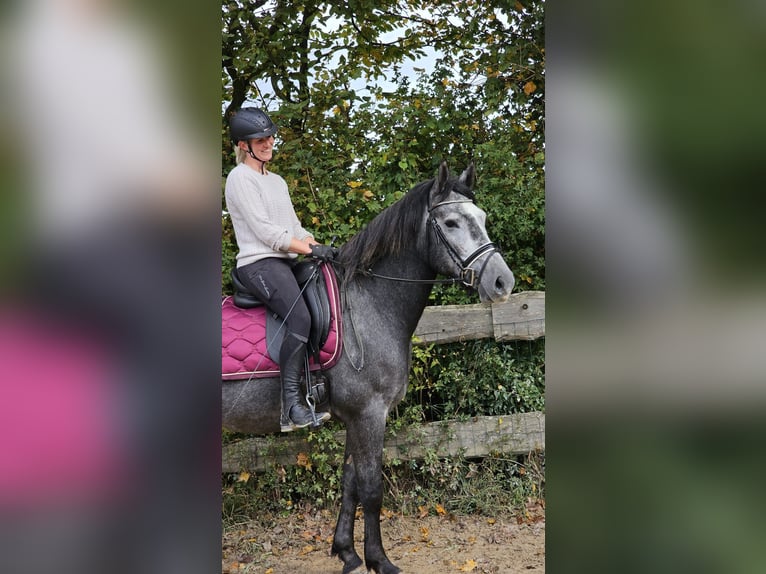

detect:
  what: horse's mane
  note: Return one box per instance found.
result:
[336,173,475,283]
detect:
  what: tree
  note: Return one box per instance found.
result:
[221,0,544,296]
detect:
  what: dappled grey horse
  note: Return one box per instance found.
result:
[222,162,515,574]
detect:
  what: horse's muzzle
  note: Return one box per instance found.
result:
[477,257,514,303]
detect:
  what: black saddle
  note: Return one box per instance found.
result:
[230,261,332,363]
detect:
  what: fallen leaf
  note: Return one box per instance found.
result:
[300,544,315,555]
[296,452,313,471]
[418,505,429,518]
[459,559,477,571]
[435,503,447,516]
[236,471,250,483]
[523,80,537,95]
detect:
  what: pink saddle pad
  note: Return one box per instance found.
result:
[222,263,342,380]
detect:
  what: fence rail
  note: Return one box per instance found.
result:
[223,413,545,473]
[413,291,545,344]
[223,292,546,473]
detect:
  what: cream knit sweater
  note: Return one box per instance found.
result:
[225,163,313,267]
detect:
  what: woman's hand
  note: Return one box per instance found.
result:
[309,244,338,262]
[288,237,314,255]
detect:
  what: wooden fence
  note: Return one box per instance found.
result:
[223,291,545,473]
[413,290,545,344]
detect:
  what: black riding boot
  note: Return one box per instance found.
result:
[279,332,331,432]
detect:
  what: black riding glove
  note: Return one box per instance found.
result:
[309,244,338,262]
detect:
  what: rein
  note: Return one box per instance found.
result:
[359,271,469,286]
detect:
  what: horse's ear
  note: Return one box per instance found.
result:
[458,163,476,190]
[433,161,450,200]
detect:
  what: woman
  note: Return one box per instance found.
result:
[225,107,334,432]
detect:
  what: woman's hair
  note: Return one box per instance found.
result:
[235,145,247,164]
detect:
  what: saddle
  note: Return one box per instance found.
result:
[222,261,342,381]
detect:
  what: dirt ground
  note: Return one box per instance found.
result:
[222,503,545,573]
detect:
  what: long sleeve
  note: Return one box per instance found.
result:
[225,164,313,267]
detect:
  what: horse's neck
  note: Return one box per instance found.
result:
[345,251,434,338]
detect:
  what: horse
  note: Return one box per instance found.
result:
[222,162,515,574]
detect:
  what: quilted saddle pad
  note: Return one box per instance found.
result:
[221,262,342,380]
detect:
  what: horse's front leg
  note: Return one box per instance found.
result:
[332,442,364,574]
[348,413,401,574]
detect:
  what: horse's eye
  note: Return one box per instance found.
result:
[444,220,458,228]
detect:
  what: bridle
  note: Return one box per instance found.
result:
[426,198,500,288]
[342,194,503,372]
[359,196,501,288]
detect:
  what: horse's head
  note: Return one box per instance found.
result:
[427,162,515,303]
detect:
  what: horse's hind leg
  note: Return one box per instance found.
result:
[332,443,364,573]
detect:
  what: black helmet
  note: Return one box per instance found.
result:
[229,107,278,143]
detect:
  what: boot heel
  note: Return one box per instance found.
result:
[280,415,296,432]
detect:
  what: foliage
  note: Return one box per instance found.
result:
[386,452,545,517]
[402,338,545,424]
[223,422,345,522]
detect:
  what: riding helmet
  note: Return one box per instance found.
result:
[229,107,278,143]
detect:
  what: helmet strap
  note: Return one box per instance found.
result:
[246,141,268,174]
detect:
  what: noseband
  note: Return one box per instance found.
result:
[427,199,500,288]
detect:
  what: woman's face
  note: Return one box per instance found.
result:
[242,135,274,162]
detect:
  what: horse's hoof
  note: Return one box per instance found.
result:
[340,556,365,574]
[365,564,401,574]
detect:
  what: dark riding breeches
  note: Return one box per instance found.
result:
[236,257,311,343]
